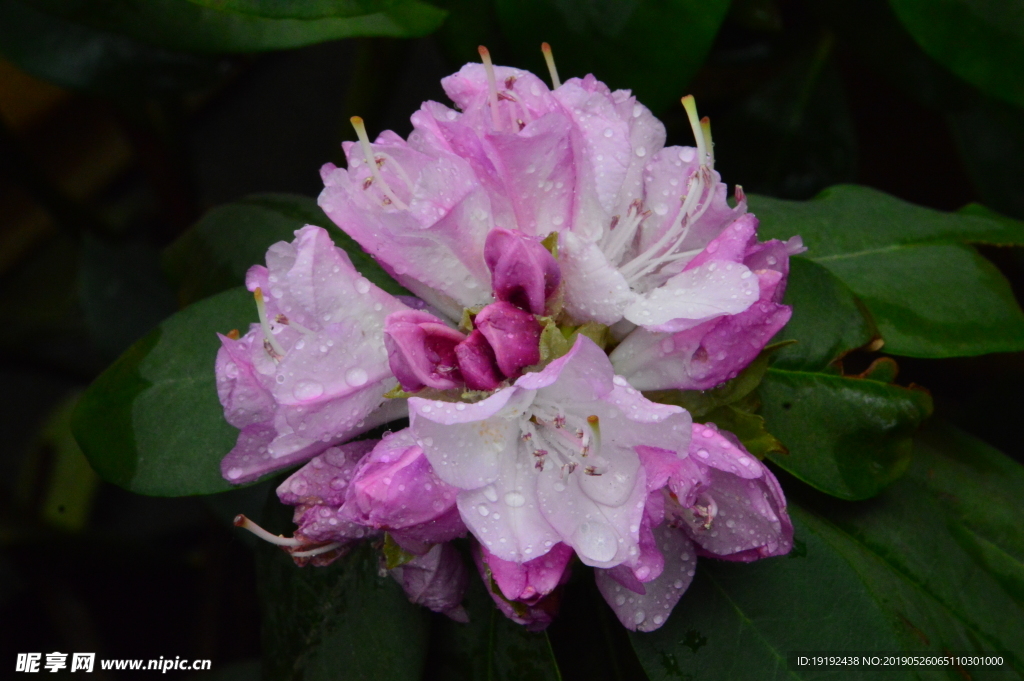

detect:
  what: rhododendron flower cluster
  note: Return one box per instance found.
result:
[219,46,798,632]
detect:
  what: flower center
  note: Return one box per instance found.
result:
[521,403,603,477]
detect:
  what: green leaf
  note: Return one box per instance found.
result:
[427,573,563,681]
[71,286,253,496]
[631,424,1024,679]
[164,193,407,306]
[701,405,787,460]
[630,514,913,681]
[792,423,1024,670]
[889,0,1024,111]
[258,542,430,681]
[751,185,1024,357]
[0,0,227,96]
[758,368,933,500]
[492,0,731,114]
[28,0,445,54]
[771,257,878,371]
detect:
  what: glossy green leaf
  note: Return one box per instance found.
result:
[630,514,912,681]
[71,287,253,496]
[258,542,430,681]
[163,193,408,305]
[751,185,1024,357]
[889,0,1024,111]
[492,0,731,114]
[771,257,877,371]
[631,423,1024,679]
[793,423,1024,671]
[29,0,445,54]
[427,573,562,681]
[0,0,227,95]
[758,368,933,500]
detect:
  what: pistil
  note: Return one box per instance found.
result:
[254,288,286,357]
[541,42,561,89]
[478,46,503,131]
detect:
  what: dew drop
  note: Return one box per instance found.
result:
[293,380,324,401]
[504,491,526,508]
[345,368,369,386]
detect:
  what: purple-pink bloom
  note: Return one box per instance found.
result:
[408,335,691,568]
[609,218,804,390]
[474,301,543,378]
[390,542,470,622]
[596,422,792,631]
[216,225,409,484]
[454,330,504,391]
[484,228,561,314]
[473,541,573,631]
[340,429,466,554]
[384,309,467,392]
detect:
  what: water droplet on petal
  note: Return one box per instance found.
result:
[345,368,368,386]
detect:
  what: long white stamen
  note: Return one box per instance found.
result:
[254,288,286,357]
[478,46,502,131]
[602,200,646,264]
[291,542,342,558]
[541,42,561,89]
[618,174,700,280]
[350,116,408,210]
[375,152,414,193]
[234,514,303,547]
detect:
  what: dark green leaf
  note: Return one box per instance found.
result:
[792,423,1024,670]
[701,405,787,460]
[29,0,445,54]
[758,368,933,500]
[493,0,731,114]
[163,193,408,306]
[631,424,1024,679]
[258,542,430,681]
[630,514,912,681]
[751,185,1024,357]
[71,286,253,496]
[889,0,1024,111]
[0,0,227,96]
[427,573,562,681]
[771,257,878,371]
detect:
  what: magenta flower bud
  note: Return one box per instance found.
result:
[391,543,470,622]
[482,542,574,605]
[472,542,572,631]
[342,430,465,550]
[454,330,503,391]
[384,310,467,392]
[484,228,561,314]
[473,301,542,378]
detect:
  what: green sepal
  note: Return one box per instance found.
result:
[382,533,417,570]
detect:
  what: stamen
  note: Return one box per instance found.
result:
[478,46,502,131]
[275,314,316,336]
[541,42,561,89]
[291,542,342,558]
[680,95,707,166]
[254,288,286,357]
[375,151,414,193]
[349,116,408,210]
[234,514,303,547]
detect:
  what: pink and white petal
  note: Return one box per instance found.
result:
[410,388,526,489]
[277,440,376,507]
[595,524,698,631]
[683,214,758,272]
[220,424,331,485]
[457,440,562,564]
[515,334,615,402]
[558,231,634,325]
[535,449,646,568]
[216,331,275,429]
[689,423,762,480]
[624,260,759,332]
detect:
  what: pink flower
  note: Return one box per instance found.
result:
[474,541,574,631]
[407,335,692,568]
[215,226,408,484]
